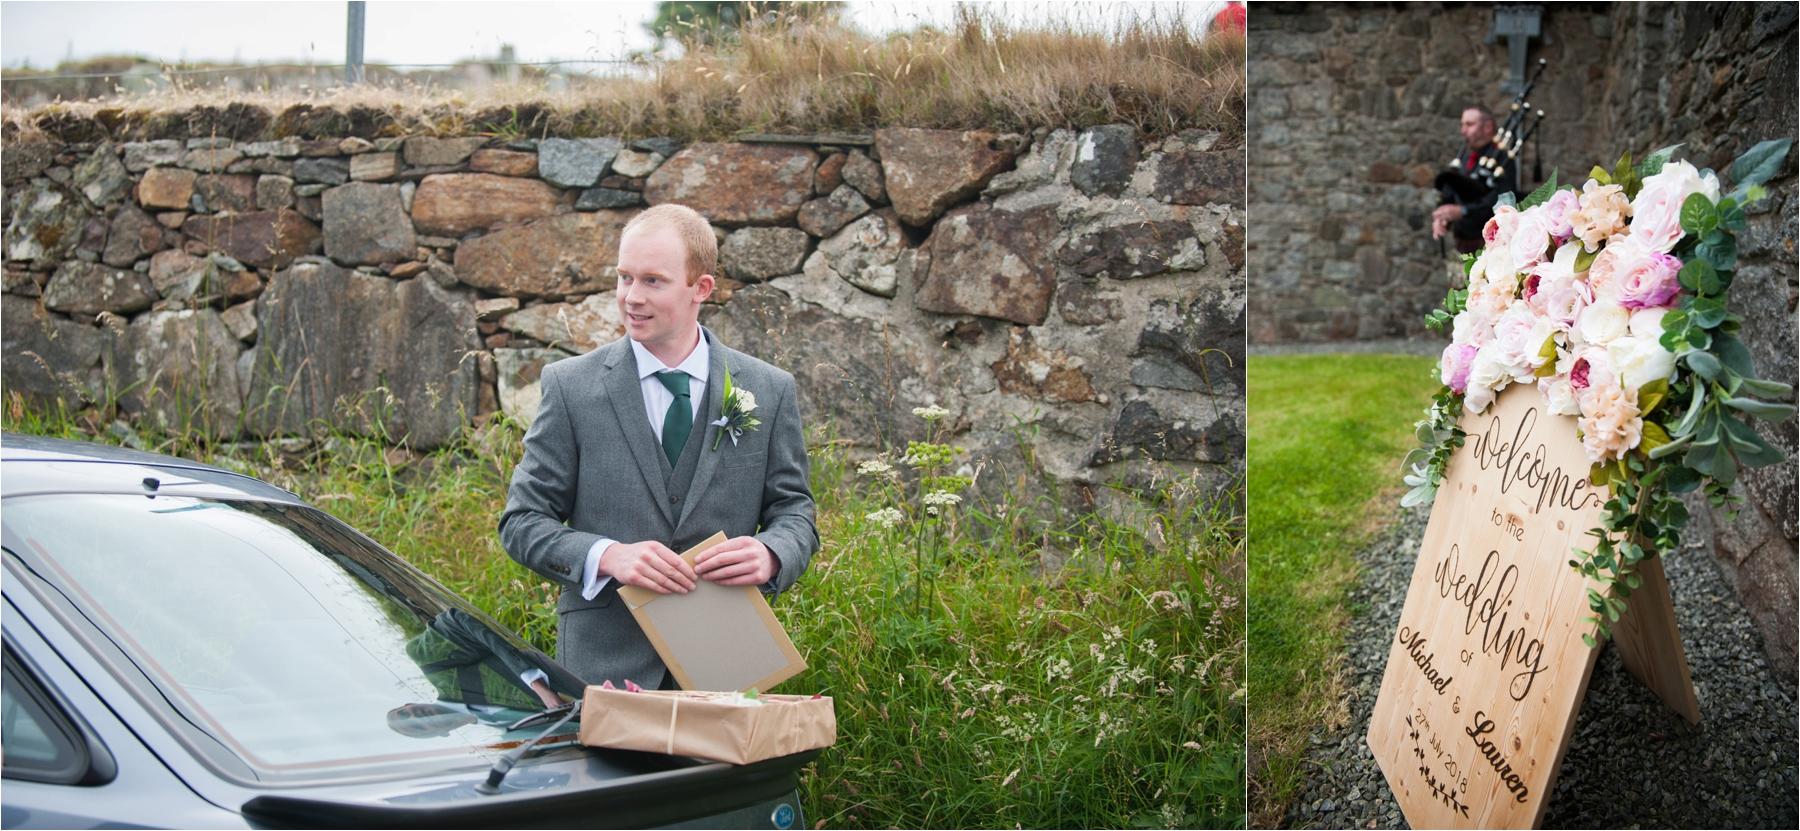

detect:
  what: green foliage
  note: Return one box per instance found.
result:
[4,396,1244,829]
[1519,170,1560,210]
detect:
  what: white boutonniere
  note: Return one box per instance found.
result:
[710,364,762,450]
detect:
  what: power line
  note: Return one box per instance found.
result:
[0,59,640,84]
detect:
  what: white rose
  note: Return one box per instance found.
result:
[1507,210,1553,276]
[1608,336,1677,391]
[1629,160,1722,253]
[736,388,757,413]
[1543,377,1582,416]
[1629,307,1669,341]
[1493,304,1555,381]
[1576,299,1630,346]
[1451,308,1494,348]
[1464,343,1511,414]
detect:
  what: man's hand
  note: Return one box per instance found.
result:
[1431,204,1465,240]
[600,541,696,594]
[693,536,778,587]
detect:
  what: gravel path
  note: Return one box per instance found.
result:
[1282,506,1799,829]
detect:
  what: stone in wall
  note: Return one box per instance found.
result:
[43,261,157,315]
[453,210,633,297]
[100,203,164,267]
[194,174,257,213]
[991,327,1098,403]
[72,144,131,207]
[137,167,198,210]
[808,209,914,299]
[1132,288,1246,395]
[644,144,817,226]
[500,292,622,354]
[5,180,91,266]
[1070,124,1140,197]
[1,295,108,407]
[405,137,488,167]
[494,347,569,425]
[110,309,243,434]
[720,227,812,282]
[841,150,886,204]
[1058,214,1204,281]
[411,173,562,237]
[796,186,871,238]
[323,182,415,266]
[875,128,1021,226]
[470,149,538,177]
[916,203,1059,325]
[4,141,57,182]
[245,258,479,449]
[181,210,320,269]
[538,138,623,188]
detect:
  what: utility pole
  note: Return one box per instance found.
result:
[345,1,366,84]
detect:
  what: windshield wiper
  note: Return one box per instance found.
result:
[476,701,582,795]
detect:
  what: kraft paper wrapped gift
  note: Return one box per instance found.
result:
[578,688,837,765]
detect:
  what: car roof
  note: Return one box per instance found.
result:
[1,433,302,503]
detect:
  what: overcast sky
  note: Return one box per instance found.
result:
[1,1,1228,71]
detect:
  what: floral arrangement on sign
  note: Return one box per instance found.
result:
[1403,139,1796,646]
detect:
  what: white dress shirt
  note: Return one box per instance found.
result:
[581,330,710,600]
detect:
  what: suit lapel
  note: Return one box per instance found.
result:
[677,332,729,528]
[601,341,677,526]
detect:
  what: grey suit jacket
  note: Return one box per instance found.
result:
[498,329,818,688]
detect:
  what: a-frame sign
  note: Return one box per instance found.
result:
[1368,384,1699,828]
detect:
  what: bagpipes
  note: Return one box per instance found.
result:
[1437,58,1549,205]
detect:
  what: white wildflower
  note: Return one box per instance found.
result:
[865,507,904,529]
[857,459,893,476]
[912,404,951,422]
[1045,657,1073,683]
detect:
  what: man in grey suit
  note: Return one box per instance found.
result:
[499,203,818,689]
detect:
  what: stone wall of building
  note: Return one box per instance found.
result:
[1249,1,1799,673]
[2,125,1245,513]
[1601,2,1799,676]
[1247,2,1615,342]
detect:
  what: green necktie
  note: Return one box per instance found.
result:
[656,371,693,466]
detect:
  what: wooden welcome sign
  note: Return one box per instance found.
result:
[1368,384,1699,828]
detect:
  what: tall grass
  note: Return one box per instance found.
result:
[2,393,1245,828]
[3,5,1243,142]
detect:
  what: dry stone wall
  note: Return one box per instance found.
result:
[3,125,1245,510]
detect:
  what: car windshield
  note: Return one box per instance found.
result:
[2,493,587,778]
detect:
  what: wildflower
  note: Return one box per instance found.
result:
[922,490,962,516]
[1000,769,1020,788]
[1046,657,1073,683]
[912,404,950,422]
[1182,741,1203,751]
[857,459,893,476]
[865,507,904,529]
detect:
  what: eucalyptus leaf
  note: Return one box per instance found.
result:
[1718,199,1747,232]
[1637,144,1682,178]
[1496,191,1518,210]
[1686,350,1722,380]
[1728,138,1792,192]
[1723,397,1797,421]
[1673,380,1707,435]
[1696,232,1738,270]
[1714,333,1755,377]
[1678,259,1719,295]
[1691,296,1728,328]
[1665,464,1702,494]
[1680,193,1720,236]
[1737,377,1795,400]
[1647,433,1692,459]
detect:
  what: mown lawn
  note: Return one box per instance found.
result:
[1246,353,1439,826]
[4,399,1245,829]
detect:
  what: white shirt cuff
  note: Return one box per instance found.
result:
[519,668,548,686]
[582,538,617,600]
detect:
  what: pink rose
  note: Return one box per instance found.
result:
[1542,189,1580,241]
[1614,249,1682,309]
[1507,210,1553,275]
[1484,204,1519,247]
[1441,343,1478,393]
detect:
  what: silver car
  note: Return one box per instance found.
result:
[1,434,812,828]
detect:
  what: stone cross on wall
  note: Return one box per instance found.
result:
[1488,4,1543,95]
